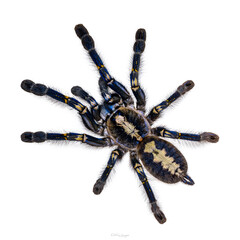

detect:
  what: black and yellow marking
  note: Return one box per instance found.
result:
[152,127,202,142]
[20,132,110,147]
[99,148,124,182]
[144,140,182,176]
[97,64,105,70]
[138,136,188,184]
[130,152,155,202]
[129,29,146,111]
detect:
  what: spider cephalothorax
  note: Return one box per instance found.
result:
[21,24,219,224]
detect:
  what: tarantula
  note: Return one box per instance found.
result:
[21,24,219,224]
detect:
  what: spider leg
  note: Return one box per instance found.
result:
[146,80,195,124]
[75,24,133,105]
[99,77,111,101]
[71,86,101,121]
[152,127,219,143]
[21,80,101,134]
[93,77,123,121]
[93,148,125,194]
[21,131,111,147]
[130,151,166,224]
[130,28,146,112]
[71,80,123,123]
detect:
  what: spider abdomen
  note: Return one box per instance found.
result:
[107,107,150,149]
[137,136,188,183]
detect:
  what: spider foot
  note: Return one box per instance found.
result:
[200,132,219,143]
[21,131,46,143]
[177,80,195,95]
[93,179,105,195]
[75,24,94,51]
[21,80,48,96]
[151,202,166,224]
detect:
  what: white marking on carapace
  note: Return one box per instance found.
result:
[115,115,143,141]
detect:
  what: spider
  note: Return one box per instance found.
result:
[21,24,219,224]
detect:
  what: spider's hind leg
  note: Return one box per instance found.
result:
[130,151,166,224]
[93,148,125,194]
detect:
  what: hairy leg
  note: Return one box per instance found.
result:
[130,28,146,112]
[75,24,133,105]
[93,148,125,194]
[130,151,166,224]
[152,127,219,143]
[21,131,111,147]
[147,80,194,124]
[71,86,101,121]
[21,80,101,134]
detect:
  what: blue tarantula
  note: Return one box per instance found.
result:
[21,24,219,224]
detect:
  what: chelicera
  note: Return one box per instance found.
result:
[21,24,219,224]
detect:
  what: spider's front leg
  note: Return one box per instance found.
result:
[147,80,195,124]
[71,85,101,121]
[130,28,146,112]
[21,80,102,134]
[93,148,125,194]
[75,24,133,105]
[72,79,124,123]
[130,151,166,224]
[152,127,219,143]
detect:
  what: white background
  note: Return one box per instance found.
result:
[0,0,239,239]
